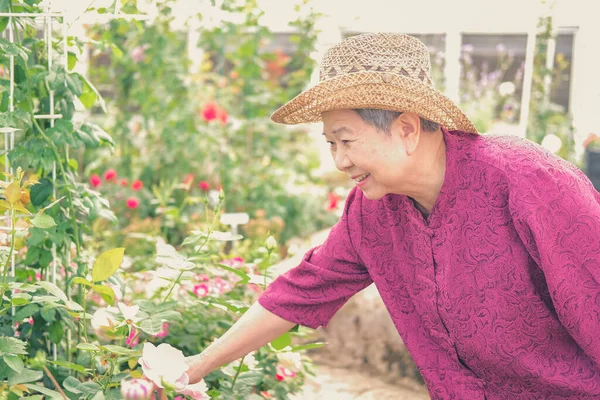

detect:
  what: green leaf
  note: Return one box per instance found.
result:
[48,360,88,374]
[270,332,291,350]
[0,337,27,356]
[139,317,164,336]
[38,281,68,303]
[48,320,64,343]
[76,343,100,352]
[24,384,63,399]
[68,158,79,171]
[11,293,31,306]
[63,376,83,394]
[235,371,263,386]
[3,354,23,373]
[40,305,57,322]
[67,52,77,71]
[110,43,123,59]
[79,79,97,109]
[100,345,133,355]
[13,303,39,321]
[66,73,83,96]
[90,391,106,400]
[29,178,52,206]
[91,284,115,305]
[80,75,106,113]
[289,342,326,352]
[215,264,250,286]
[0,18,8,39]
[71,277,93,287]
[92,248,125,282]
[7,367,42,385]
[30,213,56,229]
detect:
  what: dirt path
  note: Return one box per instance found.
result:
[291,364,430,400]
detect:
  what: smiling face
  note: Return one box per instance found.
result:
[321,109,415,200]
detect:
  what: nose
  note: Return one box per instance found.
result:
[333,148,352,172]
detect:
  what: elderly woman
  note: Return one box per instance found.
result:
[183,33,600,399]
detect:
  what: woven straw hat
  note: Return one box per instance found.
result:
[271,32,478,134]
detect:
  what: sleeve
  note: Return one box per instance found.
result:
[258,188,373,329]
[508,159,600,366]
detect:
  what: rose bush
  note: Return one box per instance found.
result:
[0,0,322,398]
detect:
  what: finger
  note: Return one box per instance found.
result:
[158,388,167,400]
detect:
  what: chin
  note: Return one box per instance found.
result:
[360,189,386,201]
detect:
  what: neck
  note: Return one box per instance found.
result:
[402,129,446,213]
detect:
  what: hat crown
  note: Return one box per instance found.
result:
[319,33,434,87]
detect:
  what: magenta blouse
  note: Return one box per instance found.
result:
[258,128,600,399]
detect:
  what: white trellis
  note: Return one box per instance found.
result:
[1,1,151,362]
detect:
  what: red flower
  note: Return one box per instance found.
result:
[104,169,117,181]
[216,107,228,125]
[132,180,143,191]
[327,192,340,211]
[201,102,219,122]
[275,374,284,381]
[201,101,228,125]
[199,181,210,191]
[90,174,101,188]
[120,179,128,187]
[126,197,139,209]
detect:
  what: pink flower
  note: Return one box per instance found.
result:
[126,329,139,348]
[193,284,209,298]
[199,181,210,191]
[211,277,233,295]
[120,378,153,400]
[201,102,218,122]
[221,257,245,268]
[153,323,169,339]
[277,366,297,379]
[275,374,284,381]
[196,274,210,282]
[126,197,140,209]
[120,179,128,187]
[90,174,101,187]
[132,180,143,191]
[104,169,117,181]
[131,46,146,63]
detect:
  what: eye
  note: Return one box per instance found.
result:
[341,140,351,146]
[326,141,335,148]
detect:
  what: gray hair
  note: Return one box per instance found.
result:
[354,109,440,133]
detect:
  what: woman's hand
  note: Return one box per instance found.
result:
[185,354,207,384]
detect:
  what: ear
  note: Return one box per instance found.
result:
[392,112,421,155]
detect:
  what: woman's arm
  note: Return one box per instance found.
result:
[185,301,297,383]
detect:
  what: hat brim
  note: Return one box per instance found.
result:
[271,71,479,134]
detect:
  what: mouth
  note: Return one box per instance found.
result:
[353,173,370,186]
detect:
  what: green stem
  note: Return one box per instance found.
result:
[0,209,17,306]
[230,355,245,391]
[1,208,16,285]
[161,269,184,304]
[263,250,272,290]
[82,288,89,343]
